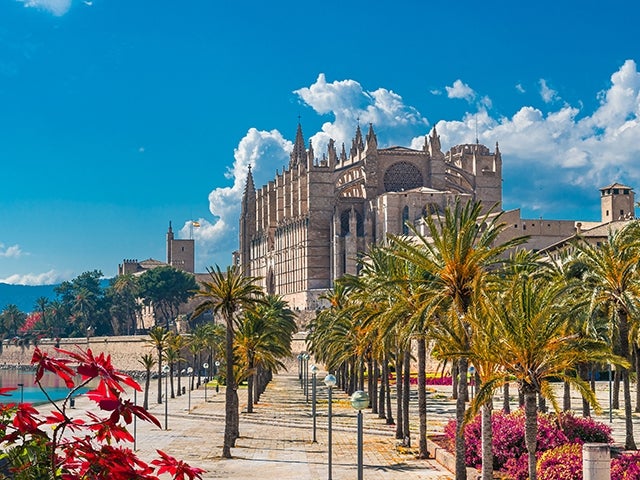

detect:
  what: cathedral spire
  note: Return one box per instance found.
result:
[245,164,256,194]
[365,123,377,151]
[290,122,307,167]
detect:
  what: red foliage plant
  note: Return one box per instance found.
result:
[0,346,205,480]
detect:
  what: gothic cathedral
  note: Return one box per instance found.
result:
[239,123,503,310]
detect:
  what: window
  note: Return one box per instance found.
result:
[402,206,409,235]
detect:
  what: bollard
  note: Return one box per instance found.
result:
[583,443,610,480]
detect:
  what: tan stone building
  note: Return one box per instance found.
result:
[238,123,504,310]
[239,124,638,312]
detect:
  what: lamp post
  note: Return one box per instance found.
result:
[187,367,193,411]
[351,390,369,480]
[303,353,310,402]
[203,363,209,402]
[215,361,220,393]
[162,364,170,430]
[324,374,336,480]
[298,353,303,383]
[17,383,24,403]
[310,365,319,443]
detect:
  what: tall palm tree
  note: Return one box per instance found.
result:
[193,265,264,459]
[138,353,156,409]
[390,199,526,480]
[236,295,295,413]
[147,326,171,404]
[473,272,622,480]
[571,221,640,450]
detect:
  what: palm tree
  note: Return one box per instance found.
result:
[236,296,295,413]
[473,272,622,480]
[193,265,264,459]
[138,353,156,409]
[390,199,526,480]
[571,221,640,450]
[147,326,171,404]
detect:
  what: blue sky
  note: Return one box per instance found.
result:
[1,0,640,285]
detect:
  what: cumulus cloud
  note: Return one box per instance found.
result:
[0,270,65,286]
[181,128,292,269]
[445,79,477,102]
[16,0,72,16]
[539,79,559,103]
[191,60,640,268]
[0,244,23,258]
[435,60,640,216]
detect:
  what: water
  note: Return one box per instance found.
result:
[0,369,84,405]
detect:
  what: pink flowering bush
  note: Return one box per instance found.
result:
[611,451,640,480]
[538,443,583,480]
[444,409,613,477]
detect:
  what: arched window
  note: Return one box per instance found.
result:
[383,162,423,192]
[340,208,364,237]
[402,206,410,235]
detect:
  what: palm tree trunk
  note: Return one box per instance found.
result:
[402,348,411,447]
[503,383,510,413]
[563,379,571,411]
[452,362,458,400]
[395,349,404,440]
[417,337,428,459]
[384,354,394,425]
[524,386,538,480]
[455,356,469,480]
[370,359,377,414]
[176,360,182,397]
[144,370,151,410]
[378,367,386,419]
[635,348,640,413]
[613,367,620,409]
[247,358,254,413]
[223,315,236,458]
[481,400,494,480]
[157,350,163,404]
[623,368,637,450]
[170,364,175,399]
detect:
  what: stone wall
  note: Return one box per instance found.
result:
[0,336,155,373]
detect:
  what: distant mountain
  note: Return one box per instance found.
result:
[0,283,59,313]
[0,279,113,313]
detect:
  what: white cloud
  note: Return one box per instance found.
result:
[16,0,72,16]
[539,79,559,103]
[516,84,526,93]
[0,270,65,286]
[182,128,292,269]
[0,244,23,258]
[191,60,640,268]
[445,79,477,102]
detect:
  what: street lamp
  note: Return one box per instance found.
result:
[351,390,369,480]
[303,353,310,402]
[324,373,336,480]
[297,353,303,383]
[203,363,209,402]
[162,364,170,430]
[17,383,24,403]
[187,367,193,411]
[215,361,220,393]
[310,365,319,443]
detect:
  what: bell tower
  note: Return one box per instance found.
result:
[600,183,635,222]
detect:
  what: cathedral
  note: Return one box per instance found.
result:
[238,123,504,310]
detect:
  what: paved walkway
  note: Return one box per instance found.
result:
[69,370,454,480]
[68,365,640,480]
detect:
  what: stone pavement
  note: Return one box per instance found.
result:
[68,365,640,480]
[70,370,454,480]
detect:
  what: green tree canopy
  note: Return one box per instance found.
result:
[138,266,198,327]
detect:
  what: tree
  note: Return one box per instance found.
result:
[193,265,264,459]
[55,270,109,337]
[390,199,527,480]
[0,346,204,479]
[472,272,621,480]
[106,274,141,335]
[147,326,171,404]
[571,221,640,450]
[138,353,156,409]
[236,295,296,412]
[0,304,25,337]
[138,266,198,328]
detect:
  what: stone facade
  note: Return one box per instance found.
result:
[239,123,503,310]
[239,124,638,312]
